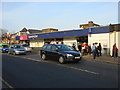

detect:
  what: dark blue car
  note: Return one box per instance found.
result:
[0,44,9,53]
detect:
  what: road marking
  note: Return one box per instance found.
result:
[56,64,99,75]
[0,77,14,88]
[5,54,99,75]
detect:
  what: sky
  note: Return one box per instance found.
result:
[0,1,119,33]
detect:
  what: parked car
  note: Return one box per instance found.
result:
[8,45,26,55]
[0,44,9,53]
[20,44,32,53]
[40,44,82,64]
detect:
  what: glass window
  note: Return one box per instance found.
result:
[42,44,47,49]
[57,45,74,51]
[14,45,23,49]
[46,45,52,50]
[2,45,8,48]
[22,44,29,47]
[51,45,58,51]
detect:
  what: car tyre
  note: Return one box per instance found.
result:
[41,54,47,60]
[59,56,65,64]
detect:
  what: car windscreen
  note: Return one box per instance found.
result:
[22,44,29,47]
[14,45,24,49]
[2,45,9,48]
[57,45,74,51]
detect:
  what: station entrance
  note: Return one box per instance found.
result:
[77,36,88,44]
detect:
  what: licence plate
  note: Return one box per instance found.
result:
[75,57,80,59]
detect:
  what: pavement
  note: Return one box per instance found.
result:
[82,54,120,65]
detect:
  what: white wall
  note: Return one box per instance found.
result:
[30,39,44,47]
[110,32,120,56]
[118,32,120,56]
[88,33,110,55]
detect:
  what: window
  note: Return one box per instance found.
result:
[57,45,74,51]
[46,45,52,50]
[51,45,58,51]
[42,44,47,49]
[2,45,8,48]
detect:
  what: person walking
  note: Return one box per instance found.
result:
[95,43,99,57]
[82,42,87,56]
[97,43,102,56]
[92,43,97,59]
[72,43,76,50]
[78,44,82,53]
[112,43,118,58]
[87,44,91,55]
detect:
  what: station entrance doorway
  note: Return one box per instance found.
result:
[77,36,88,44]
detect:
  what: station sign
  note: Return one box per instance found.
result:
[28,35,38,39]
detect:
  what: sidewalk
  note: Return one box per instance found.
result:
[82,55,120,65]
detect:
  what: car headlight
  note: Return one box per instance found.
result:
[66,54,73,57]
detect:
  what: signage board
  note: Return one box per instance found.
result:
[20,35,28,40]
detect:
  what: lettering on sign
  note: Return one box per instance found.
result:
[28,35,38,38]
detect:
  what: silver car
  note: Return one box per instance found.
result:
[8,45,26,55]
[20,44,32,53]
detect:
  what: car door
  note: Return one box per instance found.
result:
[50,45,59,60]
[45,44,52,59]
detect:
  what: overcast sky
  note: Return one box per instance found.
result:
[0,0,119,33]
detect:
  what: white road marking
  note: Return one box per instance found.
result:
[0,77,13,88]
[56,64,99,75]
[5,54,99,75]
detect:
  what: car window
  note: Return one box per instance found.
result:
[57,45,74,51]
[14,45,23,49]
[46,45,52,50]
[42,45,47,49]
[51,45,58,51]
[22,44,29,47]
[10,45,14,48]
[2,45,8,48]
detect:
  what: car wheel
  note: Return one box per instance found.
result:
[41,54,46,60]
[59,56,65,64]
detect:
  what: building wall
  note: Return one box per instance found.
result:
[88,33,110,55]
[110,32,120,56]
[30,39,44,47]
[118,32,120,56]
[63,37,78,50]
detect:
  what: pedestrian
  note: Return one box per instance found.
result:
[112,43,118,58]
[72,43,76,50]
[95,42,99,57]
[91,43,97,59]
[82,42,87,56]
[78,44,82,53]
[97,43,102,56]
[87,44,91,55]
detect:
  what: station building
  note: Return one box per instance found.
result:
[16,24,120,56]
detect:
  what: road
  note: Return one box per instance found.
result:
[2,53,119,88]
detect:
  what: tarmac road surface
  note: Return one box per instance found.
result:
[2,53,119,88]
